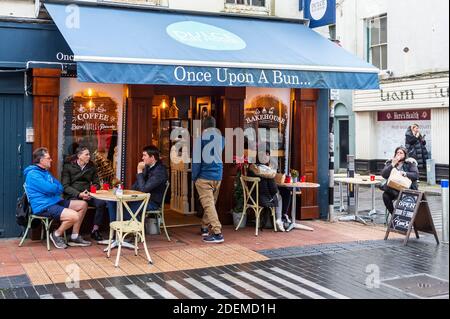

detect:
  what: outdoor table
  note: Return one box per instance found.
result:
[90,189,146,251]
[276,182,320,231]
[334,177,382,225]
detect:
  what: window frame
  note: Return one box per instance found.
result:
[224,0,270,15]
[366,14,388,70]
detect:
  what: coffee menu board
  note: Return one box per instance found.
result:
[385,190,439,246]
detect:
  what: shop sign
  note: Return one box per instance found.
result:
[245,107,287,125]
[303,0,336,29]
[70,97,118,131]
[377,109,431,122]
[173,66,313,87]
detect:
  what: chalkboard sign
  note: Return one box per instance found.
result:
[385,190,439,246]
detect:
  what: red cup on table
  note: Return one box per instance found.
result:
[301,176,306,183]
[102,183,110,190]
[370,175,376,182]
[285,176,291,184]
[90,185,97,194]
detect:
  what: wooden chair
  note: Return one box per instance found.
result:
[235,176,277,236]
[146,181,171,241]
[19,184,66,251]
[106,193,152,267]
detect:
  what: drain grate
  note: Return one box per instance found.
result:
[382,274,449,298]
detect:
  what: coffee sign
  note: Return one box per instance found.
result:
[70,96,118,131]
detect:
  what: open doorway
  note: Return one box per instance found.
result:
[338,119,350,169]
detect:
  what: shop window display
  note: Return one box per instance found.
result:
[244,94,288,171]
[62,89,119,184]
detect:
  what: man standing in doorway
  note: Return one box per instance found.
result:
[192,116,225,244]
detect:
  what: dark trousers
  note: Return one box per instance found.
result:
[383,191,399,214]
[86,198,107,227]
[279,187,292,218]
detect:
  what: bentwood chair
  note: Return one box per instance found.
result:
[19,184,66,251]
[106,193,152,267]
[236,176,277,236]
[146,181,171,241]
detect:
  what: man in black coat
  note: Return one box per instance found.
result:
[62,146,107,241]
[405,124,429,170]
[107,145,168,223]
[132,145,168,211]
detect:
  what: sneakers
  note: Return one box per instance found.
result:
[203,233,224,244]
[50,231,67,249]
[67,235,92,247]
[200,227,209,237]
[285,222,296,232]
[91,230,104,242]
[276,220,285,232]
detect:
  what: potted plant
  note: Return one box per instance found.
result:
[290,169,299,183]
[231,156,248,229]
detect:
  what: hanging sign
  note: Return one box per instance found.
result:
[304,0,336,29]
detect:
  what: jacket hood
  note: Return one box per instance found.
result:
[24,165,45,178]
[405,126,414,136]
[249,164,276,179]
[405,157,418,166]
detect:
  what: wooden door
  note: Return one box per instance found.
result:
[124,85,153,189]
[292,89,319,220]
[32,68,61,178]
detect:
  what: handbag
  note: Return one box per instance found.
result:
[387,168,412,191]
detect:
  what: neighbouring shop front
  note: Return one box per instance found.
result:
[353,72,449,181]
[0,0,379,238]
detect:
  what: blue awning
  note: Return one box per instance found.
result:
[45,3,379,90]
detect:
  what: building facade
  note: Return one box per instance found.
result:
[333,0,449,178]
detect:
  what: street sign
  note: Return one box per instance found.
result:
[304,0,336,29]
[385,190,439,246]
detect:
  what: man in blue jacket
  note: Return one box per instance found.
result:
[24,147,91,249]
[192,116,225,244]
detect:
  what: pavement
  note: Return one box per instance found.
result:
[0,182,448,300]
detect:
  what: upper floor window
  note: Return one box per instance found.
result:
[367,15,387,70]
[225,0,266,7]
[224,0,269,15]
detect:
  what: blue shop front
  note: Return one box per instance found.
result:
[0,1,379,238]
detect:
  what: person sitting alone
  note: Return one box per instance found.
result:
[381,146,419,215]
[24,147,91,249]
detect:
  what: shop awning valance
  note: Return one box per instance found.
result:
[45,2,379,90]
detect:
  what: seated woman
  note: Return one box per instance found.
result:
[247,151,290,232]
[62,146,108,242]
[381,146,419,214]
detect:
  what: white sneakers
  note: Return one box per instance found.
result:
[276,220,285,232]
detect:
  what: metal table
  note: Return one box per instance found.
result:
[334,177,382,225]
[90,189,145,251]
[277,182,320,231]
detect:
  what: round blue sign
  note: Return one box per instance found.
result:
[166,21,246,51]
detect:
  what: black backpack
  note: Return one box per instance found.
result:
[16,193,39,229]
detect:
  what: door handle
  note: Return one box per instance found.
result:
[18,144,23,177]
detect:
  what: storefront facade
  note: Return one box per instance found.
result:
[353,72,449,180]
[0,1,379,238]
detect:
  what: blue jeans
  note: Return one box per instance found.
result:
[107,201,160,222]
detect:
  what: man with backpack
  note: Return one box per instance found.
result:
[24,147,91,249]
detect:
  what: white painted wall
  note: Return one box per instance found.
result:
[0,0,37,18]
[336,0,449,76]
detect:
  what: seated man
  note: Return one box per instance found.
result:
[24,147,91,249]
[108,145,168,221]
[62,146,108,242]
